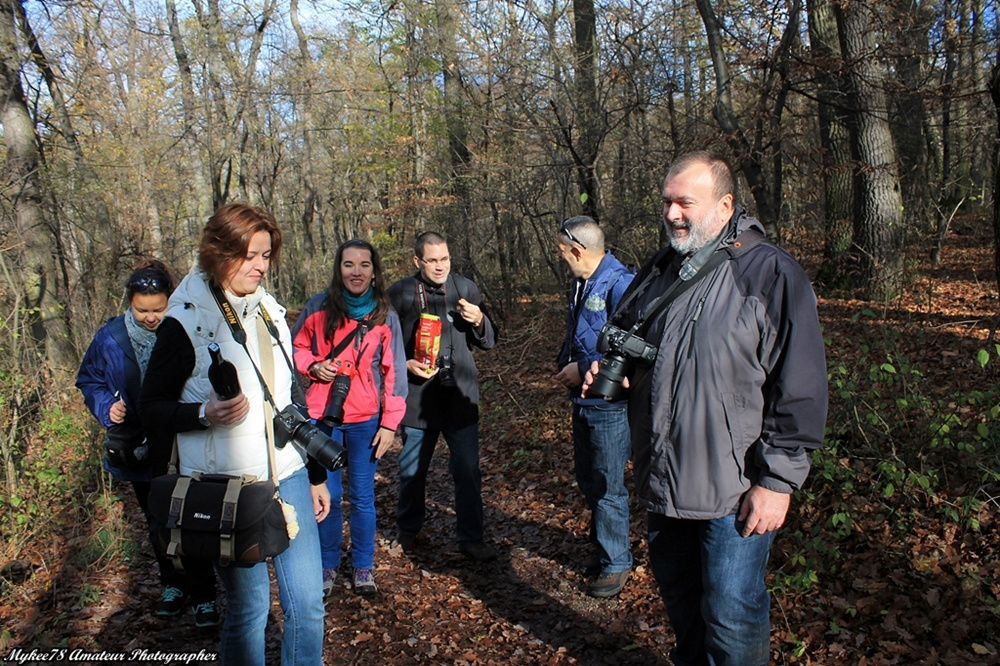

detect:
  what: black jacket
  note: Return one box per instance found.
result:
[388,274,496,430]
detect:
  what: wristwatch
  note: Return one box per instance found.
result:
[198,401,211,427]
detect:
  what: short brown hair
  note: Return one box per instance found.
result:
[198,203,282,285]
[666,151,737,202]
[414,231,447,259]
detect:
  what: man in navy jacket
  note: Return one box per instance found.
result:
[555,216,635,597]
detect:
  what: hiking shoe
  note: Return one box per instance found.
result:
[394,533,417,553]
[193,600,221,628]
[583,552,603,576]
[155,586,187,616]
[322,568,337,598]
[352,568,377,596]
[589,570,630,598]
[458,540,497,562]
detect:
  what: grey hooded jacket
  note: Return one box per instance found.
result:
[619,208,827,519]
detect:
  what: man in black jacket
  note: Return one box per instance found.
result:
[389,232,498,561]
[585,153,827,665]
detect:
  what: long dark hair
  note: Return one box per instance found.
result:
[324,240,389,340]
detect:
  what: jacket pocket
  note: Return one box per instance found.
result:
[721,392,749,484]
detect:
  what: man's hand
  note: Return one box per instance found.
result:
[554,363,582,389]
[737,485,791,537]
[205,390,250,426]
[371,427,396,459]
[311,482,332,522]
[109,398,127,424]
[457,298,484,328]
[406,358,439,378]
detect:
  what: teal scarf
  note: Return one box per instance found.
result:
[343,286,376,320]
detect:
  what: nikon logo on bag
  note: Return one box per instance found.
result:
[194,512,213,520]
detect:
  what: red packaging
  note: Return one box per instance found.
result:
[415,313,442,369]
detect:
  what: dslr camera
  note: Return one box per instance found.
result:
[273,403,347,471]
[437,355,457,388]
[587,324,658,401]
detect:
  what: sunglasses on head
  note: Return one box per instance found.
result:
[559,221,587,250]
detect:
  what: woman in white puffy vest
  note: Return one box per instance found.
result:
[141,203,331,666]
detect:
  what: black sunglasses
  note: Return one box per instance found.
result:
[128,275,168,293]
[559,222,587,250]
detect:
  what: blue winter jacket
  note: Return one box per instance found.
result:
[556,252,634,405]
[76,315,151,482]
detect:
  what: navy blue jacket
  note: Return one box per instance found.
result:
[556,252,634,405]
[76,315,151,482]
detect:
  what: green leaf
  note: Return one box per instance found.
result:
[881,363,896,374]
[978,349,990,368]
[580,192,589,204]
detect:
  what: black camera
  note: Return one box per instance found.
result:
[325,359,355,426]
[273,403,347,471]
[437,355,457,388]
[587,324,658,401]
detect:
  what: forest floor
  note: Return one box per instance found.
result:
[1,218,999,665]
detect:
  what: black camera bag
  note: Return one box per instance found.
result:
[104,423,147,467]
[148,473,290,567]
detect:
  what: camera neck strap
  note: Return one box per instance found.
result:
[208,281,292,484]
[611,226,765,340]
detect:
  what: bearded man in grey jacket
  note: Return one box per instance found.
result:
[585,152,827,666]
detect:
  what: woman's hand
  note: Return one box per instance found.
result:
[205,391,250,426]
[371,426,396,459]
[311,482,332,522]
[109,398,127,424]
[310,359,336,384]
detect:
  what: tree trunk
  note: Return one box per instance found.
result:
[807,0,854,289]
[435,0,474,269]
[836,0,905,301]
[988,49,1000,297]
[289,0,317,302]
[694,0,793,236]
[571,0,602,220]
[0,0,74,372]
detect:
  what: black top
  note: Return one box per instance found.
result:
[387,274,496,430]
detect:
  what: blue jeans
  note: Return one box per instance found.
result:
[397,423,483,543]
[647,511,775,666]
[316,418,380,570]
[572,402,632,573]
[214,467,325,666]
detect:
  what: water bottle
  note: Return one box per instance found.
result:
[208,343,241,400]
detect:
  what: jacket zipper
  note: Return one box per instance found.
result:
[687,297,707,359]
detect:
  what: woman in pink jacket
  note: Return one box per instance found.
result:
[292,240,407,597]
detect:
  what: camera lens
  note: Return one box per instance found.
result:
[586,354,632,401]
[326,374,351,426]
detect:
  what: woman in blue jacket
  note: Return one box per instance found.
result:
[76,261,218,625]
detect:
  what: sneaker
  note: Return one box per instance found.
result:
[322,568,337,598]
[589,570,630,598]
[352,568,377,596]
[155,586,187,616]
[458,540,498,562]
[193,600,221,628]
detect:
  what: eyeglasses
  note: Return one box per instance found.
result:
[559,222,587,250]
[419,256,451,266]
